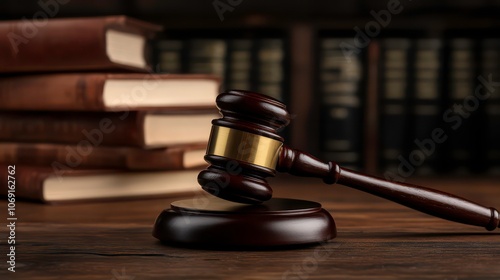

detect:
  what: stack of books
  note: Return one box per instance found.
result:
[0,16,220,203]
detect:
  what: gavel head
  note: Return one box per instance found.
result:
[197,90,291,204]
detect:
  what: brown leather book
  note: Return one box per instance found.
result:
[0,142,208,170]
[0,73,220,111]
[0,165,203,203]
[0,16,162,73]
[0,111,218,148]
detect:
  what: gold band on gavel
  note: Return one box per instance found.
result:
[206,125,283,170]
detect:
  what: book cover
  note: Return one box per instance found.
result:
[0,165,203,203]
[0,16,162,73]
[0,73,220,111]
[0,111,217,148]
[0,142,208,170]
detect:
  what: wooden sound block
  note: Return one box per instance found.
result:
[152,197,336,249]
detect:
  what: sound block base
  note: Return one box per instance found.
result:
[153,197,336,249]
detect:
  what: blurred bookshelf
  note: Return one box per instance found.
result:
[2,0,500,177]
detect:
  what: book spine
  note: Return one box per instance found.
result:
[482,39,500,175]
[0,74,106,111]
[319,38,363,169]
[364,40,381,174]
[379,38,412,173]
[0,143,199,170]
[187,39,227,85]
[412,39,443,175]
[0,166,45,202]
[447,38,477,174]
[257,38,285,101]
[156,40,184,73]
[227,39,253,91]
[0,111,144,146]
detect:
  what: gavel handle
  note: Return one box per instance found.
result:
[277,146,500,231]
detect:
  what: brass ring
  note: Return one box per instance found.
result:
[206,125,283,170]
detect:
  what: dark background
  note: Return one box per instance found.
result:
[2,0,500,177]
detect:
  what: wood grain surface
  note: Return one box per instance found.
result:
[1,176,499,279]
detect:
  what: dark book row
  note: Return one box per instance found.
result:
[318,35,500,176]
[154,31,289,103]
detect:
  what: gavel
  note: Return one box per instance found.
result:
[197,90,500,231]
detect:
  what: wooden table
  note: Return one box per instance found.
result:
[1,176,499,279]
